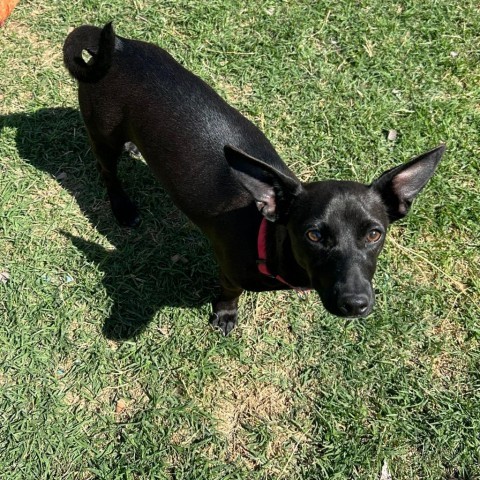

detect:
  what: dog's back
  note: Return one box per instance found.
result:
[63,23,295,226]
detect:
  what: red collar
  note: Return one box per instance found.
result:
[257,217,308,293]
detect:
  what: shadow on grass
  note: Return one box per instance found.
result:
[1,107,217,339]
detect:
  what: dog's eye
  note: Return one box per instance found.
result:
[366,229,382,243]
[306,229,322,243]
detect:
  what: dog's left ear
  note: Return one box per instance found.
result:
[225,145,303,222]
[371,144,446,222]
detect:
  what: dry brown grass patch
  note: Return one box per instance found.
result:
[217,79,254,106]
[214,381,290,437]
[196,352,310,475]
[428,317,473,385]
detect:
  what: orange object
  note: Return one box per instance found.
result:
[0,0,19,25]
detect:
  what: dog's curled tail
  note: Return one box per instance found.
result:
[63,22,115,83]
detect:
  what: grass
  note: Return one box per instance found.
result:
[1,0,480,478]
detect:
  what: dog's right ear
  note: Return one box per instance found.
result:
[224,145,302,222]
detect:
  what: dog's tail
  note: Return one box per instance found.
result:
[63,22,115,83]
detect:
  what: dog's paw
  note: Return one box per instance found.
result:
[124,142,142,158]
[110,196,141,228]
[210,311,237,336]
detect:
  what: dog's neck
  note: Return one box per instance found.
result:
[265,220,311,288]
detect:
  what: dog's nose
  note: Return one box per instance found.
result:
[338,293,370,317]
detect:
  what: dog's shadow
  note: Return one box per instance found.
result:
[2,107,216,340]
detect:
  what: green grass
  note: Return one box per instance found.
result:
[1,1,480,478]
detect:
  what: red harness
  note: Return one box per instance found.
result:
[256,217,309,295]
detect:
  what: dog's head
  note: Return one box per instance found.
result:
[226,144,445,318]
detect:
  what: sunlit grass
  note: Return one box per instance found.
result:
[1,1,479,478]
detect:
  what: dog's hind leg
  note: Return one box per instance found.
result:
[89,134,140,228]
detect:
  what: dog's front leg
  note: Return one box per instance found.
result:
[210,275,243,336]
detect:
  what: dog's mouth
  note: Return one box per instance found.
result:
[324,301,374,319]
[337,303,373,318]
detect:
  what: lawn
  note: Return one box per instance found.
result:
[1,1,479,479]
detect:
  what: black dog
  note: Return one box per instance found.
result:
[63,23,445,335]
